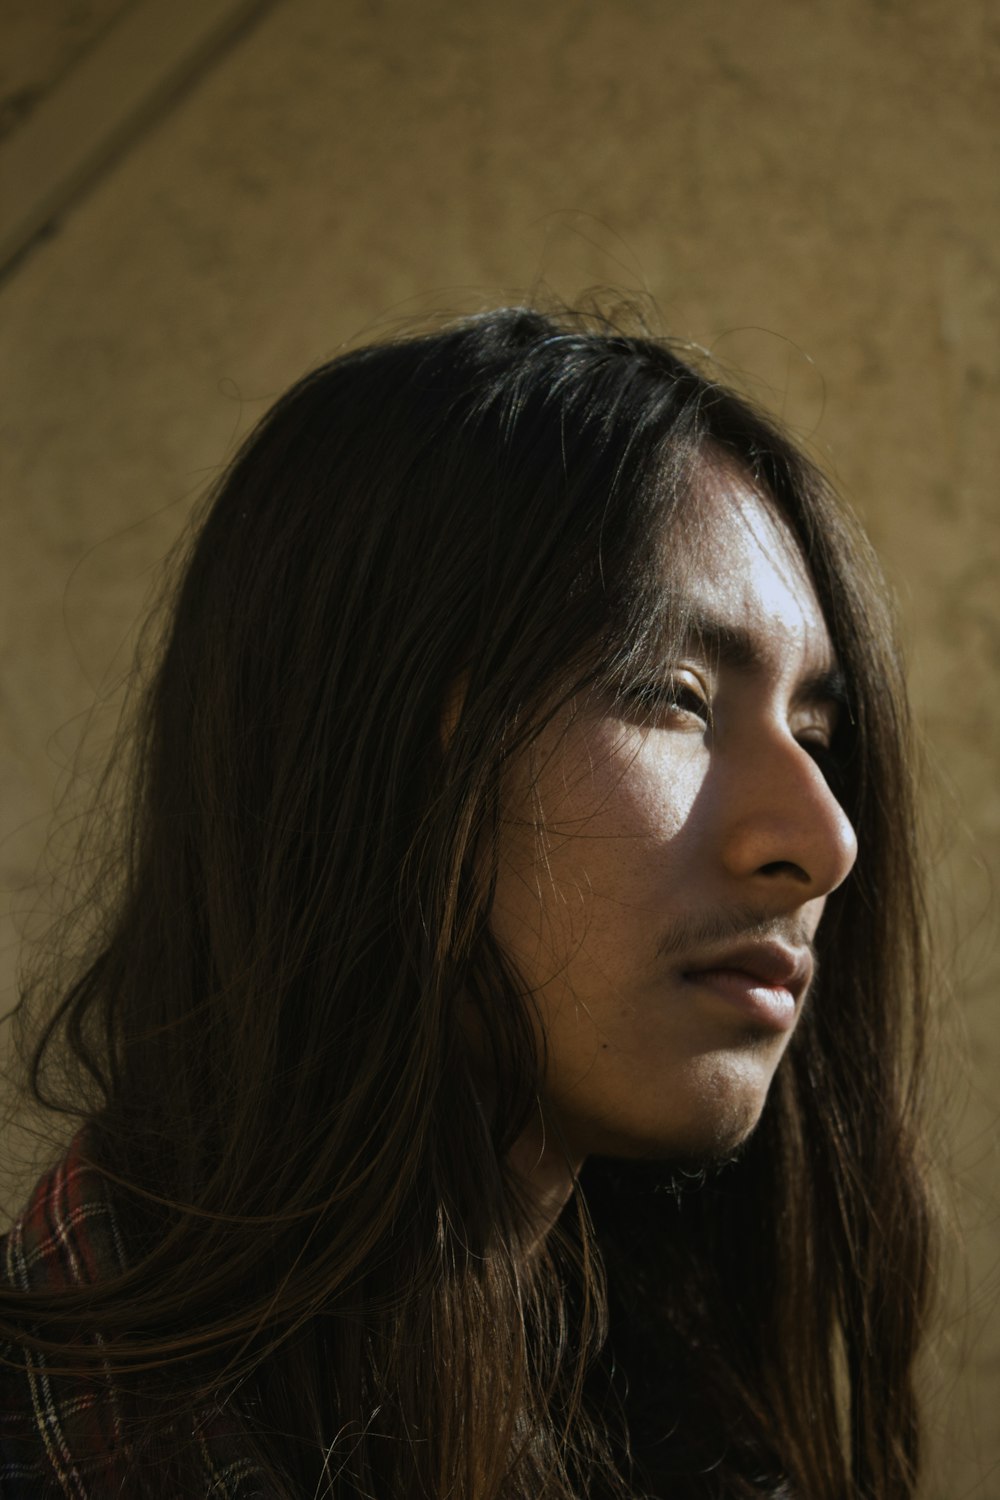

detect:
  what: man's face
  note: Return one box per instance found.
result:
[491,468,857,1166]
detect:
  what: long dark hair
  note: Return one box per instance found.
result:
[3,307,935,1497]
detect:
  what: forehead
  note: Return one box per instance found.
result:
[675,466,836,678]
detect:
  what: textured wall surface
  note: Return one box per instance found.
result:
[0,0,134,139]
[1,1,997,1492]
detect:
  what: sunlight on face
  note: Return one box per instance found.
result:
[491,467,857,1169]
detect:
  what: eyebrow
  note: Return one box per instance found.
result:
[677,606,850,712]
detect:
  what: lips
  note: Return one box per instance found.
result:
[683,940,812,997]
[679,940,813,1030]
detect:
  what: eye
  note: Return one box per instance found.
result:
[619,674,711,727]
[798,734,832,768]
[796,731,844,793]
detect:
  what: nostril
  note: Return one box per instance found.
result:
[758,860,811,882]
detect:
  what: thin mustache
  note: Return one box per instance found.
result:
[657,905,817,964]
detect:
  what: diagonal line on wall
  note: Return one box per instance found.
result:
[0,0,283,284]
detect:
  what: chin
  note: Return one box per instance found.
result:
[605,1103,764,1167]
[650,1099,765,1171]
[576,1049,779,1164]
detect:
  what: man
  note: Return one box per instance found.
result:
[1,308,935,1497]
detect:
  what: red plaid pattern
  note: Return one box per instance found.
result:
[0,1137,266,1497]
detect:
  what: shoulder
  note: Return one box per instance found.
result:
[0,1134,128,1498]
[0,1137,268,1498]
[1,1132,128,1296]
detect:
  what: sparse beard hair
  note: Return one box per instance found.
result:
[591,1125,754,1191]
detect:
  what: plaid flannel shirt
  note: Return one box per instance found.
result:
[0,1135,266,1498]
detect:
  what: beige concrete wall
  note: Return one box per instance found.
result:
[1,1,996,1492]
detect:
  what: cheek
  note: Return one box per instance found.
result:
[493,725,706,962]
[587,728,704,843]
[539,724,706,878]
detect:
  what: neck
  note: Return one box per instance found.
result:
[508,1110,582,1252]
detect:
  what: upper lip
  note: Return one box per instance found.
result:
[681,940,813,1001]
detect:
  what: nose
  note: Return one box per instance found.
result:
[719,734,858,901]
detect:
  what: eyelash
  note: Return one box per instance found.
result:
[622,678,711,724]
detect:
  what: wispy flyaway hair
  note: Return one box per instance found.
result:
[2,307,935,1498]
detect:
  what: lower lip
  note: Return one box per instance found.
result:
[682,968,797,1031]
